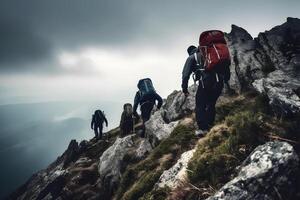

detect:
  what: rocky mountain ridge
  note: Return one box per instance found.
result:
[8,18,300,200]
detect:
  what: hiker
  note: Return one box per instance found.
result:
[91,110,108,140]
[119,103,139,137]
[133,78,163,137]
[182,30,231,137]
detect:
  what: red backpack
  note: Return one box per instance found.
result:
[198,30,230,71]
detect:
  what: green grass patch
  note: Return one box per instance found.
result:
[188,96,266,188]
[139,187,170,200]
[116,125,197,200]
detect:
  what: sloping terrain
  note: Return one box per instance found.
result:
[8,18,300,200]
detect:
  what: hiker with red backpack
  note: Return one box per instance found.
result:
[182,30,231,137]
[133,78,163,138]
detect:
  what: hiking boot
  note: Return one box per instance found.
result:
[195,129,208,137]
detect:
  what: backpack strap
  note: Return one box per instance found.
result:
[194,52,205,70]
[193,52,205,88]
[194,52,200,66]
[195,51,220,83]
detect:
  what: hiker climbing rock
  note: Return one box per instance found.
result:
[133,78,163,137]
[182,30,231,137]
[91,110,108,140]
[119,103,139,137]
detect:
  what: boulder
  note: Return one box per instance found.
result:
[98,135,135,190]
[135,139,153,159]
[156,149,195,189]
[145,110,179,147]
[162,84,197,123]
[144,85,197,147]
[207,141,299,200]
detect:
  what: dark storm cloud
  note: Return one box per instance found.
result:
[0,0,299,73]
[0,17,51,70]
[0,0,145,72]
[0,0,144,47]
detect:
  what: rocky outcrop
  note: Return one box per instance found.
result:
[226,25,267,92]
[227,17,300,116]
[63,139,80,167]
[144,84,197,147]
[207,141,299,200]
[8,138,111,200]
[145,111,179,147]
[162,85,197,122]
[135,139,153,159]
[156,149,195,189]
[98,135,135,192]
[253,70,300,116]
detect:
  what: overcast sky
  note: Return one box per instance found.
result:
[0,0,299,104]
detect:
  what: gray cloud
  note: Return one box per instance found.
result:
[0,17,52,71]
[0,0,299,73]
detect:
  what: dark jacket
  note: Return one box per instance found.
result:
[181,51,230,93]
[91,111,108,128]
[133,91,163,114]
[120,112,132,126]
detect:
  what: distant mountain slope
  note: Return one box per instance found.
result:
[0,101,123,199]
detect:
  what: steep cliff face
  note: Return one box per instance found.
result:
[8,18,300,200]
[226,17,300,117]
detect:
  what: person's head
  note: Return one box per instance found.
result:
[187,45,197,55]
[123,103,133,115]
[95,110,102,115]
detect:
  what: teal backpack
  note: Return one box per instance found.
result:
[137,78,156,101]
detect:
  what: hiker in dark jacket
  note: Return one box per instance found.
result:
[120,103,139,137]
[133,78,163,137]
[91,110,108,140]
[182,45,231,137]
[133,92,163,122]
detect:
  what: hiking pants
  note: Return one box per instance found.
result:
[140,102,154,137]
[141,102,154,123]
[196,80,223,131]
[94,125,103,139]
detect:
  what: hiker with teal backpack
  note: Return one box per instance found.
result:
[182,30,231,137]
[91,110,108,140]
[133,78,163,138]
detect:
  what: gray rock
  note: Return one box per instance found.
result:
[145,110,179,147]
[135,139,153,159]
[156,149,195,189]
[207,141,299,200]
[143,84,197,147]
[226,25,268,92]
[98,135,135,189]
[226,18,300,116]
[253,70,300,116]
[63,139,80,168]
[162,84,197,122]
